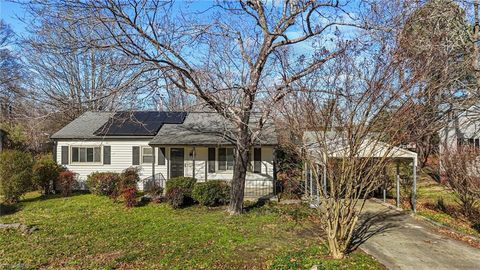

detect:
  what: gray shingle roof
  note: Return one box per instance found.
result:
[149,112,277,146]
[50,112,114,139]
[51,111,278,145]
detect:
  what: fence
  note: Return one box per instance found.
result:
[141,174,276,199]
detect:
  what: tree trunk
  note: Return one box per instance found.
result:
[473,0,480,92]
[327,234,346,259]
[228,124,251,215]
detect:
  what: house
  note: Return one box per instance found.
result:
[439,104,480,154]
[50,111,277,196]
[439,104,480,182]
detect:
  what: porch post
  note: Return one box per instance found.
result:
[273,146,277,196]
[396,161,400,208]
[192,146,196,179]
[413,157,417,213]
[166,148,170,180]
[205,147,208,182]
[152,146,156,188]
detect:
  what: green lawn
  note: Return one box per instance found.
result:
[415,173,480,238]
[0,193,381,270]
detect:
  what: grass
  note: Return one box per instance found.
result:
[0,192,382,270]
[414,173,480,238]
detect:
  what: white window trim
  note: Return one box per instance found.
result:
[141,146,154,164]
[70,145,103,165]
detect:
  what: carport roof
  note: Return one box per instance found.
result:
[303,131,417,160]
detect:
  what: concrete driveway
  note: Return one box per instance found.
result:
[357,200,480,270]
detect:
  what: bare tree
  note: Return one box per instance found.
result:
[22,4,157,125]
[277,16,443,256]
[31,0,367,214]
[396,0,475,168]
[0,19,25,122]
[442,146,480,218]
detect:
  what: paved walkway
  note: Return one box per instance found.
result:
[358,200,480,270]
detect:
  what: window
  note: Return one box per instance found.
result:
[71,146,101,163]
[458,138,480,149]
[218,148,234,171]
[208,148,216,173]
[142,147,153,164]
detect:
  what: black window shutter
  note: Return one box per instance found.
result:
[52,142,57,163]
[132,146,140,165]
[254,148,261,173]
[103,146,111,165]
[208,148,216,173]
[61,146,69,165]
[158,147,166,165]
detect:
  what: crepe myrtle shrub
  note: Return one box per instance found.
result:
[56,170,76,197]
[192,181,230,206]
[0,150,34,204]
[165,177,197,208]
[32,154,60,195]
[86,172,121,198]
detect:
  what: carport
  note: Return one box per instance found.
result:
[303,131,418,213]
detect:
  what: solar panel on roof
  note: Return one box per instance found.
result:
[94,111,187,136]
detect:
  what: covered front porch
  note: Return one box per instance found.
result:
[143,145,276,199]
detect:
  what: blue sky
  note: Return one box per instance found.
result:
[1,0,29,36]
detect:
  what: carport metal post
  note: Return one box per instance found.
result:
[304,161,308,195]
[396,161,400,208]
[383,166,387,203]
[412,157,417,213]
[309,163,313,198]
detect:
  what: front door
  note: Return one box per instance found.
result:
[170,148,184,178]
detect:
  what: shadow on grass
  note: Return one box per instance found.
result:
[23,190,90,203]
[244,197,270,212]
[348,208,404,253]
[0,203,21,216]
[1,191,90,216]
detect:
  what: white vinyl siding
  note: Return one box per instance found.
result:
[56,141,274,190]
[56,140,155,190]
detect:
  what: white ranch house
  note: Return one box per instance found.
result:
[50,111,277,197]
[439,104,480,154]
[439,104,480,181]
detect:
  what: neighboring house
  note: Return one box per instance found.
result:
[439,104,480,154]
[50,111,277,195]
[439,105,480,181]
